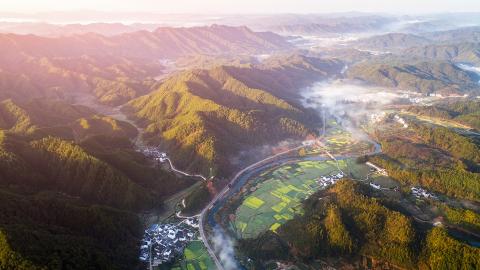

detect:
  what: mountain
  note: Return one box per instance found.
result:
[0,99,193,269]
[0,21,160,37]
[346,59,480,95]
[240,179,480,269]
[0,53,160,106]
[353,33,431,50]
[424,26,480,43]
[124,56,342,177]
[0,25,292,106]
[351,26,480,51]
[0,186,143,270]
[264,15,393,35]
[0,25,291,60]
[406,100,480,130]
[0,98,137,141]
[403,42,480,64]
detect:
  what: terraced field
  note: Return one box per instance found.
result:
[233,160,346,238]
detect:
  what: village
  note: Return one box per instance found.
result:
[141,146,168,163]
[317,171,345,188]
[411,186,438,200]
[139,217,200,266]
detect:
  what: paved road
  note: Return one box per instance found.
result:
[198,144,305,270]
[165,158,207,181]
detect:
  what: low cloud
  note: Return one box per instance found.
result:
[212,227,237,270]
[300,80,405,137]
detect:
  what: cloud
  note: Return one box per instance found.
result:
[300,80,405,137]
[212,227,237,270]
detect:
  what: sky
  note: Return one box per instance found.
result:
[2,0,480,14]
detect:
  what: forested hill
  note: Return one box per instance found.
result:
[351,26,480,51]
[0,98,137,141]
[124,58,342,177]
[0,99,193,269]
[0,25,291,106]
[240,179,480,269]
[346,59,480,95]
[403,42,480,65]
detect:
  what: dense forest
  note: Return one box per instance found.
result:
[346,59,480,95]
[124,57,342,177]
[0,98,138,141]
[239,179,480,269]
[406,100,480,130]
[369,119,480,201]
[0,117,192,268]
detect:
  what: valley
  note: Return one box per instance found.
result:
[1,9,480,270]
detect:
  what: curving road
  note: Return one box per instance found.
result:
[199,144,305,270]
[165,158,207,181]
[199,135,383,269]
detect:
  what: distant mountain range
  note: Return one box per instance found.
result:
[0,25,291,106]
[0,25,291,59]
[353,26,480,51]
[0,21,161,37]
[269,16,393,35]
[404,42,480,64]
[353,33,431,50]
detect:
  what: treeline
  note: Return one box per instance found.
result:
[406,100,480,130]
[239,180,480,269]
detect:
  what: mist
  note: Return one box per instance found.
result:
[300,80,406,136]
[212,227,237,270]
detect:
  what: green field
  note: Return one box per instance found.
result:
[322,121,373,155]
[234,160,344,239]
[168,241,216,270]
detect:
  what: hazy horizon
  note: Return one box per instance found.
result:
[2,0,480,15]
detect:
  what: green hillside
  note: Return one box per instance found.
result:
[240,179,480,269]
[0,98,137,141]
[0,109,190,269]
[124,62,333,176]
[404,42,480,65]
[347,59,480,95]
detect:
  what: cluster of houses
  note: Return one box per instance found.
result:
[394,114,409,128]
[369,182,382,190]
[141,146,168,163]
[317,172,345,188]
[411,187,437,200]
[139,217,200,266]
[369,112,387,124]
